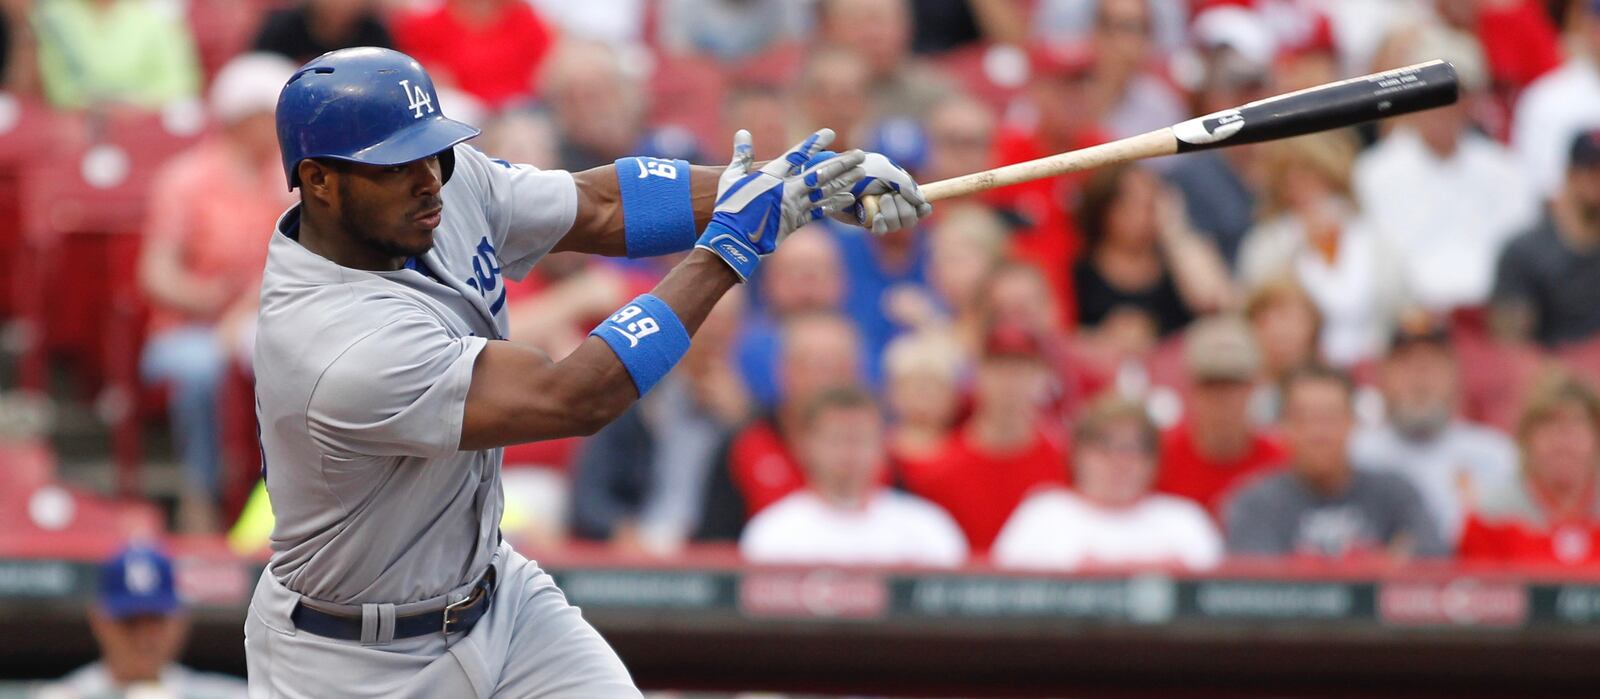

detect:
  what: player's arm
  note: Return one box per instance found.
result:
[460,131,865,450]
[550,147,932,258]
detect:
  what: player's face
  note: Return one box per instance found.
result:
[332,156,445,259]
[88,609,188,683]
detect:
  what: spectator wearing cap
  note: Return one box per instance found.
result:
[1086,0,1186,141]
[1460,368,1600,564]
[1165,5,1274,269]
[819,0,957,120]
[37,545,246,698]
[1354,26,1539,312]
[1492,129,1600,348]
[993,394,1222,571]
[31,0,201,110]
[391,0,556,109]
[989,39,1108,322]
[696,312,866,541]
[902,324,1068,554]
[1225,365,1447,560]
[1155,316,1285,518]
[1073,163,1234,359]
[252,0,394,65]
[1239,131,1410,368]
[740,386,967,567]
[1512,0,1600,199]
[1351,312,1518,547]
[138,53,298,534]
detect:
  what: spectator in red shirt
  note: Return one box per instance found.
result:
[1461,368,1600,565]
[138,53,298,533]
[903,323,1069,554]
[989,40,1109,320]
[392,0,555,108]
[696,312,865,541]
[1157,315,1285,518]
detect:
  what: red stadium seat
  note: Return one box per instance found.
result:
[0,96,76,320]
[17,113,203,495]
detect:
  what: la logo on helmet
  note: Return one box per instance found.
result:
[399,79,434,119]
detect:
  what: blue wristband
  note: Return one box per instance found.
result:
[589,294,692,396]
[615,157,696,258]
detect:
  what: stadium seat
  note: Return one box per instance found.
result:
[17,113,202,495]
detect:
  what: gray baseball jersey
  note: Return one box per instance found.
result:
[253,144,574,605]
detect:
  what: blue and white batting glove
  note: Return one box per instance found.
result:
[808,151,933,234]
[695,128,866,281]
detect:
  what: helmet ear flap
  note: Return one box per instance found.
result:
[439,147,457,185]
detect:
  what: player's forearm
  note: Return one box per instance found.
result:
[555,164,721,257]
[459,250,737,449]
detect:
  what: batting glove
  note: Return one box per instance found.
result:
[807,151,933,234]
[696,128,865,281]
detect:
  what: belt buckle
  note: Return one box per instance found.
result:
[442,593,473,635]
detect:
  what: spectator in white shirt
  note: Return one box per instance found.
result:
[1239,130,1410,367]
[1351,312,1518,546]
[1354,27,1540,311]
[1512,0,1600,199]
[740,386,968,567]
[992,394,1223,571]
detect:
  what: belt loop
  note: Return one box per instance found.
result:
[360,603,398,646]
[377,604,397,645]
[360,604,380,645]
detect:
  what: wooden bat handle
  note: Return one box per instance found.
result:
[858,129,1178,225]
[855,60,1457,228]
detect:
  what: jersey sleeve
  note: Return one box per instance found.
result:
[450,144,579,282]
[306,312,488,459]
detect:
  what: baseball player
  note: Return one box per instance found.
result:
[245,47,930,698]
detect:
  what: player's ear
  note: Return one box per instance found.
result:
[299,160,335,205]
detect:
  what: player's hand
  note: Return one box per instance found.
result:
[807,151,933,234]
[695,129,865,281]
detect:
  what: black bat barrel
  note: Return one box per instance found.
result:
[1172,59,1460,153]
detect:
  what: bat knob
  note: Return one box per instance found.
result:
[859,194,882,231]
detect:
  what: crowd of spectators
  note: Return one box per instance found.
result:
[7,0,1600,575]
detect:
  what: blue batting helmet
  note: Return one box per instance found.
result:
[275,47,481,190]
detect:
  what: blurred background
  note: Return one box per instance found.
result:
[3,0,1600,697]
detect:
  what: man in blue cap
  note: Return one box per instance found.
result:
[37,545,244,699]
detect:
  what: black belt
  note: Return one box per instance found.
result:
[292,566,497,641]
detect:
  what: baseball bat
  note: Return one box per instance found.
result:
[860,59,1459,222]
